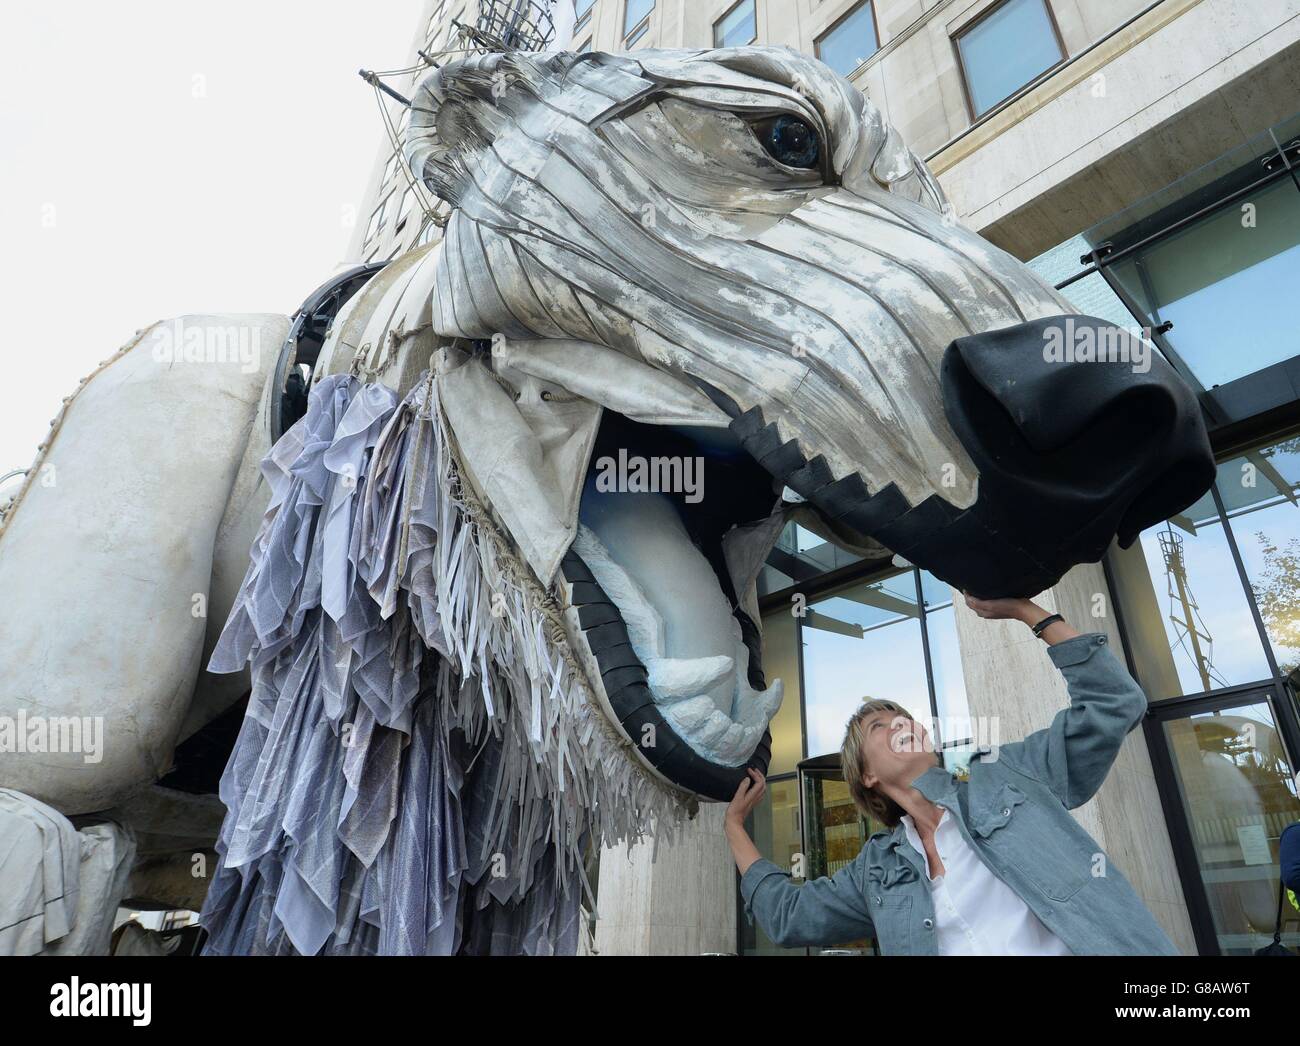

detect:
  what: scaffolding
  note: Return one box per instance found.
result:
[1159,524,1227,692]
[462,0,557,54]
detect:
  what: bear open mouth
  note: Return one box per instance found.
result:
[558,410,800,801]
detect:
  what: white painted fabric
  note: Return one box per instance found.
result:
[0,790,80,954]
[42,821,137,956]
[900,808,1072,956]
[0,315,286,813]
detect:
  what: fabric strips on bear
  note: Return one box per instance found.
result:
[199,372,683,955]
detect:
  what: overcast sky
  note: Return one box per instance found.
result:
[0,2,421,475]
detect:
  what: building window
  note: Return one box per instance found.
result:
[394,184,415,234]
[1156,695,1300,954]
[815,2,879,79]
[758,557,971,774]
[363,193,390,248]
[624,0,653,44]
[575,0,597,33]
[816,1,878,78]
[759,607,804,777]
[758,526,976,768]
[714,0,756,48]
[1106,433,1300,701]
[955,0,1065,117]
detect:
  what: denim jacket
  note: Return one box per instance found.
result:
[740,632,1179,956]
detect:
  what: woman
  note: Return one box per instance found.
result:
[725,593,1179,955]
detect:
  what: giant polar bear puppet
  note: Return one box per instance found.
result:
[0,47,1213,955]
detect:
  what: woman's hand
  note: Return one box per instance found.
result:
[726,768,767,829]
[962,592,1081,645]
[962,592,1043,624]
[724,769,766,876]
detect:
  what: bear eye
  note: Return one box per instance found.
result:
[754,114,821,170]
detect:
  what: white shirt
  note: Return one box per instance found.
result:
[900,808,1072,956]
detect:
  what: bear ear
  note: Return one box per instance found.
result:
[404,52,572,207]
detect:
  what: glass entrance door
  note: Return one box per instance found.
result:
[1150,691,1300,954]
[798,756,884,955]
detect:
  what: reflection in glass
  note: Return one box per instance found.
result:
[1219,436,1300,676]
[957,0,1061,116]
[1162,700,1300,954]
[1107,178,1300,389]
[1108,481,1270,699]
[740,778,804,955]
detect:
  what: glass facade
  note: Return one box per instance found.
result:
[758,563,969,774]
[956,0,1062,116]
[1108,482,1272,700]
[1227,438,1300,677]
[1159,697,1300,954]
[1106,178,1300,390]
[1026,120,1300,954]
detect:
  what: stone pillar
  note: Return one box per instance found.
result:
[951,561,1198,954]
[592,802,737,955]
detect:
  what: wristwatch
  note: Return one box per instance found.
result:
[1030,613,1064,638]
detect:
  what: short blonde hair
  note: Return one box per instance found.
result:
[841,699,914,828]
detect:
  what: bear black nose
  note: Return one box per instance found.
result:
[925,315,1215,597]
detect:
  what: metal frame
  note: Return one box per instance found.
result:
[1055,124,1300,436]
[1141,684,1300,955]
[468,0,557,52]
[1098,435,1300,954]
[951,0,1067,121]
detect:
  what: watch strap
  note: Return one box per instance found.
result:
[1031,613,1063,637]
